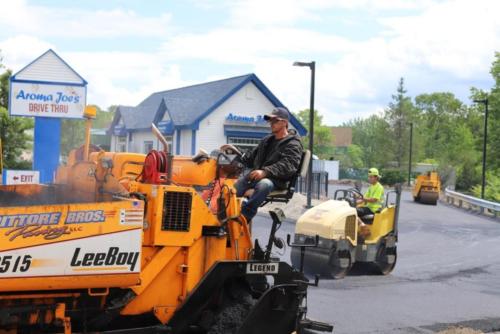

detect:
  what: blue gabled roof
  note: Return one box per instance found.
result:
[118,105,153,130]
[109,73,307,136]
[139,74,253,129]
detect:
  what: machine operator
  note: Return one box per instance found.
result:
[357,168,385,221]
[235,107,303,222]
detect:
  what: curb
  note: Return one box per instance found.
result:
[256,210,299,224]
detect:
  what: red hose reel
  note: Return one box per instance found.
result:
[140,150,169,184]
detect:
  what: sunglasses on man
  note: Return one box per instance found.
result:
[267,118,284,124]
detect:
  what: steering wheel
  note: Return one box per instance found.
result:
[216,144,244,177]
[347,188,364,199]
[219,144,243,157]
[334,188,364,208]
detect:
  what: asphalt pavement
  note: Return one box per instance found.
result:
[252,190,500,334]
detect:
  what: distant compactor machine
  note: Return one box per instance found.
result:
[0,119,332,333]
[291,186,401,279]
[413,171,440,205]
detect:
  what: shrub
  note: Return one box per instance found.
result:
[339,167,368,181]
[380,169,412,186]
[456,161,481,192]
[472,170,500,202]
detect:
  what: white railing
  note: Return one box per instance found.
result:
[443,187,500,218]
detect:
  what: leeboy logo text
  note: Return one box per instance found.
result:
[71,247,139,272]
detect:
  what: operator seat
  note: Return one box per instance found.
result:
[360,213,375,225]
[259,150,311,207]
[359,208,382,225]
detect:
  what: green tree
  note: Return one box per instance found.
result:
[412,92,481,190]
[484,52,500,171]
[472,170,500,202]
[293,109,333,158]
[60,105,115,156]
[0,107,34,169]
[60,118,85,157]
[345,115,392,168]
[0,60,34,169]
[414,92,478,167]
[0,69,11,108]
[467,52,500,197]
[336,144,364,169]
[384,78,418,168]
[94,105,116,128]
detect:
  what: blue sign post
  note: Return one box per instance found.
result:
[8,49,87,183]
[33,118,62,183]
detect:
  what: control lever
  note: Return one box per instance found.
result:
[264,209,285,262]
[286,234,319,274]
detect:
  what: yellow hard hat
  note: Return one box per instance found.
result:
[368,168,381,177]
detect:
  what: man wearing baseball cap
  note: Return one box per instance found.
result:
[356,167,384,220]
[235,107,303,222]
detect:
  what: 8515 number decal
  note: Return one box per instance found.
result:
[0,255,32,273]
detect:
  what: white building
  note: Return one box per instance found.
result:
[109,74,307,155]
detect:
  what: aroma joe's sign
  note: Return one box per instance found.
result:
[9,49,87,120]
[10,82,86,118]
[225,113,267,125]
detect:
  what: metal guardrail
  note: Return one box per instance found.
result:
[444,187,500,218]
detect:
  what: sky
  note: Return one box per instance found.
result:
[0,0,498,125]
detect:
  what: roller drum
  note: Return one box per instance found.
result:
[418,190,438,205]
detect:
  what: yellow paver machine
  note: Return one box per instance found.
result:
[413,171,440,205]
[0,122,332,333]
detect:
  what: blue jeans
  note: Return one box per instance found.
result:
[235,173,275,221]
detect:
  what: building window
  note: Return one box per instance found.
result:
[144,141,154,153]
[227,137,261,152]
[116,136,127,152]
[156,136,173,153]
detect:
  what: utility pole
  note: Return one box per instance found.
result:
[293,61,316,208]
[408,122,413,186]
[473,98,489,199]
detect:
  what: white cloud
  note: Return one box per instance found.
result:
[161,28,353,64]
[379,0,500,78]
[182,0,500,125]
[252,57,392,125]
[0,35,188,109]
[194,0,436,27]
[0,0,35,32]
[327,0,435,11]
[0,0,173,38]
[226,0,322,27]
[0,35,55,69]
[1,0,498,127]
[0,2,181,110]
[64,51,187,108]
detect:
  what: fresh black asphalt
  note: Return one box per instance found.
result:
[252,190,500,333]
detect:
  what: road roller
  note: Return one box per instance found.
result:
[291,185,401,279]
[413,171,440,205]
